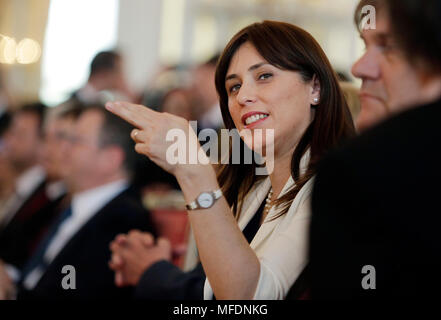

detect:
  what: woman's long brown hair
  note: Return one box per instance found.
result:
[215,20,355,219]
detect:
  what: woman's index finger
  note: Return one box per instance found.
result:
[105,101,155,129]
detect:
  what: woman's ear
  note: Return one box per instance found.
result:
[310,74,321,106]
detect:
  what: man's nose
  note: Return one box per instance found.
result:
[351,48,381,80]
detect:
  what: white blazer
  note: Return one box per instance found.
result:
[204,157,314,300]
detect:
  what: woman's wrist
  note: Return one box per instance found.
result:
[175,164,220,203]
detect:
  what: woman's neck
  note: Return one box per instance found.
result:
[268,149,293,200]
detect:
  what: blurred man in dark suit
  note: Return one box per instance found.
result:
[310,0,441,299]
[14,105,156,300]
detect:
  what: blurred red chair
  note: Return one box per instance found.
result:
[150,208,189,267]
[143,189,189,267]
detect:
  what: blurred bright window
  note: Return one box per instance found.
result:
[39,0,119,106]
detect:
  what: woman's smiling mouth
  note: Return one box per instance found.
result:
[242,112,269,127]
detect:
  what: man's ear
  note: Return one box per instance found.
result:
[310,74,321,106]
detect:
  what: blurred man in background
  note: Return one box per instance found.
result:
[192,55,223,131]
[15,105,156,300]
[59,51,137,110]
[0,103,47,230]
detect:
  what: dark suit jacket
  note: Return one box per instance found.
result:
[134,261,205,300]
[309,98,441,299]
[17,187,156,300]
[0,180,65,269]
[0,110,11,136]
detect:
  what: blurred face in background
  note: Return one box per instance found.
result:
[41,116,76,182]
[65,110,106,193]
[191,64,218,111]
[4,112,42,172]
[108,57,125,89]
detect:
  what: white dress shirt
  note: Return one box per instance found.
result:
[45,180,67,201]
[23,179,128,290]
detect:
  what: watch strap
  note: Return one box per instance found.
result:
[185,189,223,211]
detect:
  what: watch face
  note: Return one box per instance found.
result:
[198,192,214,208]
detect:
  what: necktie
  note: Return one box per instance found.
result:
[20,205,73,281]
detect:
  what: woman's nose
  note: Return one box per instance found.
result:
[237,83,257,106]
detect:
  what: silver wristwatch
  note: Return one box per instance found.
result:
[185,189,223,210]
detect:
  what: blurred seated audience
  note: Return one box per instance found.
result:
[0,103,48,234]
[0,106,82,278]
[336,71,352,82]
[2,105,156,300]
[141,65,191,111]
[0,110,14,206]
[58,50,137,110]
[0,67,15,114]
[340,81,361,125]
[191,55,223,131]
[161,88,194,120]
[0,260,15,299]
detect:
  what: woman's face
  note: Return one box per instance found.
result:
[225,42,319,158]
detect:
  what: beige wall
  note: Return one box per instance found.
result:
[117,0,163,92]
[0,0,50,105]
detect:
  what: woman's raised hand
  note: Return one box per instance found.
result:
[105,101,203,177]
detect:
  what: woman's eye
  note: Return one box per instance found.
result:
[229,84,241,94]
[258,73,273,80]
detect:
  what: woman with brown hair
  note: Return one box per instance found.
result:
[106,20,354,299]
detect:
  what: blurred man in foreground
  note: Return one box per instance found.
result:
[310,0,441,298]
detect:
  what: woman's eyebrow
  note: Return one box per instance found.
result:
[225,62,268,81]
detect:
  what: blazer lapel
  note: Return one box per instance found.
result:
[237,177,271,231]
[250,176,295,251]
